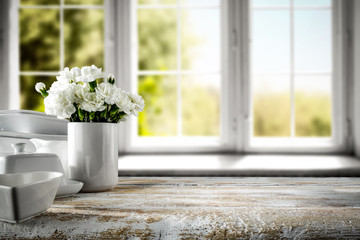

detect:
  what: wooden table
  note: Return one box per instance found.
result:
[1,177,360,239]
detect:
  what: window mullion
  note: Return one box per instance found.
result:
[9,0,20,109]
[60,0,64,70]
[290,0,295,138]
[176,0,182,137]
[236,0,250,152]
[116,0,133,152]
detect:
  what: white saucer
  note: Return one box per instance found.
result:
[56,179,83,198]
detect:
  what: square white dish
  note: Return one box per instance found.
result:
[0,171,63,223]
[0,152,64,175]
[0,147,83,197]
[0,110,67,135]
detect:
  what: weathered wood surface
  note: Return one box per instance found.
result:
[1,177,360,239]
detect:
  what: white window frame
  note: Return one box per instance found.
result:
[242,0,348,153]
[117,0,234,154]
[6,0,350,154]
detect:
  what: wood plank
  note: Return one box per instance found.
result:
[1,177,360,239]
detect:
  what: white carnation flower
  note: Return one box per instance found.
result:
[35,82,46,93]
[115,89,134,115]
[79,92,106,112]
[76,65,104,83]
[44,92,76,119]
[56,67,72,82]
[73,84,90,103]
[96,82,118,105]
[39,65,144,122]
[56,67,82,82]
[48,80,73,95]
[128,93,145,116]
[70,67,81,78]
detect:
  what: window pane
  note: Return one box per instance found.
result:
[294,0,331,7]
[20,76,55,112]
[138,9,177,71]
[252,10,290,73]
[252,0,289,7]
[138,0,177,4]
[20,0,59,5]
[294,10,332,72]
[252,9,291,137]
[253,74,291,136]
[65,0,103,4]
[138,75,178,136]
[64,9,104,69]
[182,75,220,136]
[251,1,333,140]
[19,9,60,71]
[181,9,220,71]
[295,75,332,137]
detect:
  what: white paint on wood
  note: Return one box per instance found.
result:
[1,177,360,239]
[353,0,360,157]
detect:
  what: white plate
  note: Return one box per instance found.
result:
[56,179,83,198]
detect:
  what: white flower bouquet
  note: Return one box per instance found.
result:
[35,65,144,123]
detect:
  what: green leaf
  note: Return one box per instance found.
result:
[100,108,107,118]
[89,112,95,121]
[110,105,119,116]
[78,108,85,121]
[88,80,97,92]
[40,89,49,98]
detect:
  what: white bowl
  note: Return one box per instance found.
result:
[0,145,83,198]
[0,171,63,223]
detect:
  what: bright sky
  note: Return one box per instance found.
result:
[251,0,332,93]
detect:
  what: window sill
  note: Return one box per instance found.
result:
[118,154,360,177]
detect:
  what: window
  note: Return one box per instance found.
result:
[247,0,345,152]
[130,0,226,151]
[12,0,347,153]
[17,0,104,111]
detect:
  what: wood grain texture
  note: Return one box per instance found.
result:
[1,177,360,239]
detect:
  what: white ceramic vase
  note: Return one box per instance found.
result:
[68,122,119,192]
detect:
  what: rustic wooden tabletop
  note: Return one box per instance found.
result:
[1,177,360,239]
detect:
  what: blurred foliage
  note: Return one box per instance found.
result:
[138,0,177,4]
[182,78,220,136]
[295,92,331,136]
[20,76,54,112]
[253,92,331,137]
[20,0,59,5]
[64,9,104,68]
[19,6,104,111]
[137,4,219,136]
[65,0,103,4]
[253,93,291,136]
[19,1,330,138]
[138,76,178,136]
[138,9,177,71]
[20,9,60,71]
